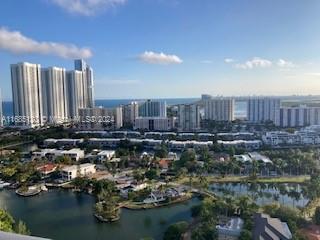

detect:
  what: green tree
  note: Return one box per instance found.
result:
[55,155,72,165]
[154,144,168,159]
[191,221,217,240]
[145,169,158,180]
[239,229,252,240]
[0,209,30,235]
[0,209,15,232]
[314,206,320,225]
[163,221,188,240]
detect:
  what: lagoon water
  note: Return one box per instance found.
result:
[0,189,199,240]
[0,183,308,240]
[211,182,309,207]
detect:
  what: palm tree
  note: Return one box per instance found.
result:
[251,160,259,179]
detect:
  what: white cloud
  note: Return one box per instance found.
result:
[277,59,295,68]
[50,0,126,16]
[224,58,234,63]
[0,27,92,59]
[139,51,183,64]
[234,57,272,69]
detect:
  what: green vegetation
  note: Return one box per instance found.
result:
[0,153,41,184]
[262,203,307,240]
[55,155,73,165]
[261,148,319,176]
[163,221,188,240]
[95,189,120,222]
[154,143,168,159]
[0,209,30,235]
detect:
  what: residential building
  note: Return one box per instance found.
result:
[122,101,139,127]
[11,60,94,126]
[204,97,235,121]
[66,59,95,118]
[178,104,201,131]
[61,163,96,181]
[217,132,255,141]
[139,100,167,117]
[276,105,320,127]
[36,163,57,178]
[74,59,94,108]
[11,62,43,127]
[41,67,68,124]
[247,97,280,123]
[201,94,212,101]
[43,138,84,147]
[62,148,85,161]
[263,129,320,146]
[134,117,176,131]
[253,213,292,240]
[66,70,86,118]
[168,140,213,150]
[32,148,84,161]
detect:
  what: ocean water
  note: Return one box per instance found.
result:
[2,99,247,119]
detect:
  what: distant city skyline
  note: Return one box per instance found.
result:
[1,0,320,100]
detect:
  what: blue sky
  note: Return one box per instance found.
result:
[1,0,320,100]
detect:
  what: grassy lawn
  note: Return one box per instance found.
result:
[175,175,310,186]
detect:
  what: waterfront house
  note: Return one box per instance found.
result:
[253,213,292,240]
[36,163,57,178]
[61,163,96,181]
[143,191,166,204]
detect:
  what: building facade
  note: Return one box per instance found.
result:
[178,104,200,131]
[11,62,43,127]
[203,97,234,121]
[74,59,94,108]
[134,117,176,131]
[247,97,280,123]
[41,67,68,124]
[139,100,167,118]
[11,60,94,127]
[276,105,320,127]
[122,101,139,127]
